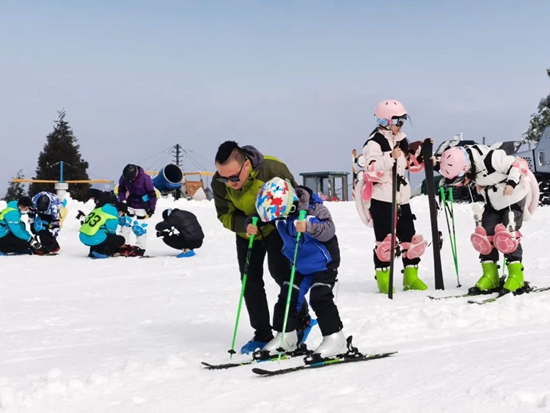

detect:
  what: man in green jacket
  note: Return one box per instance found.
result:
[212,141,310,354]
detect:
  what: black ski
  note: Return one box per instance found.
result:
[427,288,501,301]
[468,286,550,305]
[427,292,496,301]
[201,355,290,370]
[252,351,397,377]
[202,346,312,370]
[388,161,398,299]
[421,138,444,290]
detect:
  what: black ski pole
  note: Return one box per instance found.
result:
[388,162,399,300]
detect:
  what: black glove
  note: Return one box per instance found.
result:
[146,209,154,218]
[30,236,42,251]
[155,222,171,232]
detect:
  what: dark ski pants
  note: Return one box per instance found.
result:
[480,199,525,263]
[273,269,343,336]
[370,199,420,268]
[0,234,30,254]
[162,234,203,251]
[35,229,60,253]
[91,234,126,256]
[236,230,294,338]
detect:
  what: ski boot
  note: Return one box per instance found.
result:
[177,249,195,258]
[312,330,348,359]
[503,261,524,293]
[375,268,395,294]
[468,261,501,294]
[120,246,146,257]
[90,251,109,259]
[402,265,428,291]
[260,331,298,356]
[240,332,273,355]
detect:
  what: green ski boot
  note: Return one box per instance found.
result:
[402,265,428,291]
[503,261,524,293]
[473,261,500,292]
[375,268,395,294]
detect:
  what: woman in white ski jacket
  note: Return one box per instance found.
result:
[438,144,538,294]
[354,100,429,294]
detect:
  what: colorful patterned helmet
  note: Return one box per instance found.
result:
[255,177,298,222]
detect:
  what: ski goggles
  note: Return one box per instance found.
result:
[376,116,408,128]
[216,160,246,183]
[444,174,470,187]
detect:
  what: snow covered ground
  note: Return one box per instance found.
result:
[1,196,550,413]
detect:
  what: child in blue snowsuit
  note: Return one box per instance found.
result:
[255,178,347,358]
[29,191,64,254]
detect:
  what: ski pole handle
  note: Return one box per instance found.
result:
[248,217,259,248]
[296,210,307,240]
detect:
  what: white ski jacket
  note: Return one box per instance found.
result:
[465,145,535,215]
[362,129,411,205]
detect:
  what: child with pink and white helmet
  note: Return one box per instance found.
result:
[354,100,429,294]
[437,144,539,294]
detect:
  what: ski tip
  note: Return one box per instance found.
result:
[369,351,398,358]
[251,368,272,376]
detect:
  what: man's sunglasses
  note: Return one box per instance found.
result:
[217,160,246,183]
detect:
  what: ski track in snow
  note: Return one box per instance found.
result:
[1,197,550,412]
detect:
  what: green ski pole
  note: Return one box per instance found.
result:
[448,188,461,287]
[440,187,460,287]
[278,209,307,361]
[228,216,258,359]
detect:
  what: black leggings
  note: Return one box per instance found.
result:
[370,199,420,268]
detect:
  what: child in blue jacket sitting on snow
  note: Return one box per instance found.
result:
[254,177,347,359]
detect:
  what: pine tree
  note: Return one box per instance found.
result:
[4,169,27,201]
[523,68,550,144]
[29,110,91,200]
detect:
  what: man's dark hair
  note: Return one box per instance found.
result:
[97,191,118,207]
[17,196,33,208]
[215,141,246,165]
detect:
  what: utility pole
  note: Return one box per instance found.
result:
[173,144,182,167]
[173,144,183,200]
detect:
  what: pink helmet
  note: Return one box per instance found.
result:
[374,100,408,126]
[439,147,471,179]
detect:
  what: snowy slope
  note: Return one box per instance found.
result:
[1,197,550,413]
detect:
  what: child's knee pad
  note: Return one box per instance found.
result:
[493,224,522,254]
[470,226,493,255]
[401,234,427,260]
[132,220,148,237]
[375,234,394,262]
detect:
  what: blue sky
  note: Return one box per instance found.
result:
[0,0,548,195]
